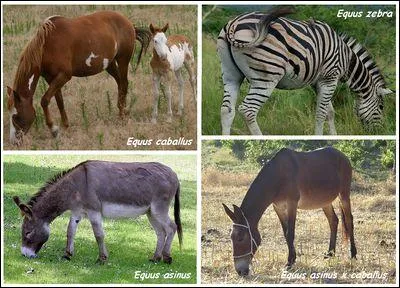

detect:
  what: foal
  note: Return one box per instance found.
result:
[149,23,196,123]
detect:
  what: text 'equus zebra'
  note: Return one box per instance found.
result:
[217,7,393,135]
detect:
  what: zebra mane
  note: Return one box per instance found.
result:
[340,33,386,87]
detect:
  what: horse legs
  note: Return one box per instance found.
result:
[63,211,82,260]
[151,73,161,124]
[322,204,338,258]
[42,73,71,137]
[146,211,166,262]
[54,90,69,128]
[87,210,108,264]
[184,60,197,103]
[285,200,298,268]
[175,70,184,116]
[115,58,130,117]
[339,197,357,259]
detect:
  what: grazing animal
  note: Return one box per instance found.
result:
[7,11,152,145]
[218,8,393,135]
[13,161,182,264]
[223,147,357,276]
[149,23,196,123]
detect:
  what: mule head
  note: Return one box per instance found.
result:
[223,203,261,277]
[149,23,169,60]
[356,85,392,132]
[7,86,36,146]
[13,196,49,258]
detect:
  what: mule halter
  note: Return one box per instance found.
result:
[232,210,258,259]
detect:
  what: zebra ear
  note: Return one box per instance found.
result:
[377,87,393,96]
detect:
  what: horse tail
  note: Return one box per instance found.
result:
[133,27,152,72]
[174,183,183,250]
[340,204,349,243]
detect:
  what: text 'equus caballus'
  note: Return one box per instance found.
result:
[7,11,151,146]
[149,23,196,124]
[223,147,357,276]
[13,161,182,264]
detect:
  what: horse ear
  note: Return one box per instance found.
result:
[162,23,169,33]
[7,86,21,104]
[222,203,236,222]
[377,87,393,96]
[149,23,155,34]
[13,196,33,220]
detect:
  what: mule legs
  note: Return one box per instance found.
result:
[339,198,357,259]
[322,204,339,257]
[147,208,177,264]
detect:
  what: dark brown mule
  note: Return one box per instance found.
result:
[223,147,357,276]
[7,11,151,145]
[13,161,182,264]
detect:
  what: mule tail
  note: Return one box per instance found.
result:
[339,204,349,243]
[133,27,152,72]
[174,183,183,250]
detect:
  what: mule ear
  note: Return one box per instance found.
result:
[222,203,236,222]
[232,204,246,222]
[377,87,393,96]
[13,196,33,219]
[162,23,169,33]
[149,23,155,34]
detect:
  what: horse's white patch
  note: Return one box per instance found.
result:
[85,52,99,67]
[21,246,36,258]
[28,74,34,90]
[169,43,187,71]
[9,107,18,145]
[101,202,149,219]
[103,58,109,70]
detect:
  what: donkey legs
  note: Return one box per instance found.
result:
[87,210,108,263]
[175,70,184,116]
[64,211,83,259]
[43,73,71,137]
[146,211,165,262]
[322,204,339,258]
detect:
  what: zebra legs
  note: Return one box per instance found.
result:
[315,79,338,135]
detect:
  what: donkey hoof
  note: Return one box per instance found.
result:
[149,256,162,263]
[163,256,173,264]
[51,125,59,138]
[96,255,108,265]
[62,254,71,261]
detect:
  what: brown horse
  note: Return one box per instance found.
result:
[13,161,182,264]
[7,11,151,145]
[223,147,357,276]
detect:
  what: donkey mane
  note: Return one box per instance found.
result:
[340,33,386,87]
[27,161,87,208]
[12,18,55,93]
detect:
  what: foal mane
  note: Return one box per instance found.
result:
[27,161,86,208]
[12,18,55,92]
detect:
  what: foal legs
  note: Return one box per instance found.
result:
[151,73,161,124]
[184,60,197,103]
[175,70,184,116]
[64,211,83,259]
[322,204,339,258]
[87,210,108,264]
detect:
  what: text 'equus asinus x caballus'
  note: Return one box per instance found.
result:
[223,147,357,276]
[13,161,182,264]
[7,11,152,146]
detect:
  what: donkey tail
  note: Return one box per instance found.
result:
[340,204,349,243]
[174,183,183,250]
[133,27,152,72]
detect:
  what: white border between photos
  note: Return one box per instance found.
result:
[1,1,399,287]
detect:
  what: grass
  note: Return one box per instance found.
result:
[3,5,197,150]
[3,155,197,284]
[201,141,396,284]
[202,5,396,135]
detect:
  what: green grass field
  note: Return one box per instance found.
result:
[3,155,197,284]
[202,5,396,135]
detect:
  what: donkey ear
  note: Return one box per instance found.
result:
[149,23,155,34]
[162,23,169,33]
[13,196,33,219]
[377,87,393,96]
[222,203,236,222]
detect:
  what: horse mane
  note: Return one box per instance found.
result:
[27,161,87,208]
[12,18,55,92]
[340,33,386,87]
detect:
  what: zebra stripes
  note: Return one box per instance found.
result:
[217,8,392,135]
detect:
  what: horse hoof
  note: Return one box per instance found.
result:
[151,118,157,124]
[163,256,172,264]
[51,125,59,138]
[166,116,172,123]
[149,256,161,263]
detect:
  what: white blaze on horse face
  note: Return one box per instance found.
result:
[85,52,99,67]
[21,246,36,258]
[101,202,149,218]
[9,107,18,145]
[153,32,169,60]
[28,74,34,90]
[103,58,109,70]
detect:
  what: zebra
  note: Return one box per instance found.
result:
[217,8,393,135]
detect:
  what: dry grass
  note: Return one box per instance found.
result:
[201,167,396,284]
[3,5,197,150]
